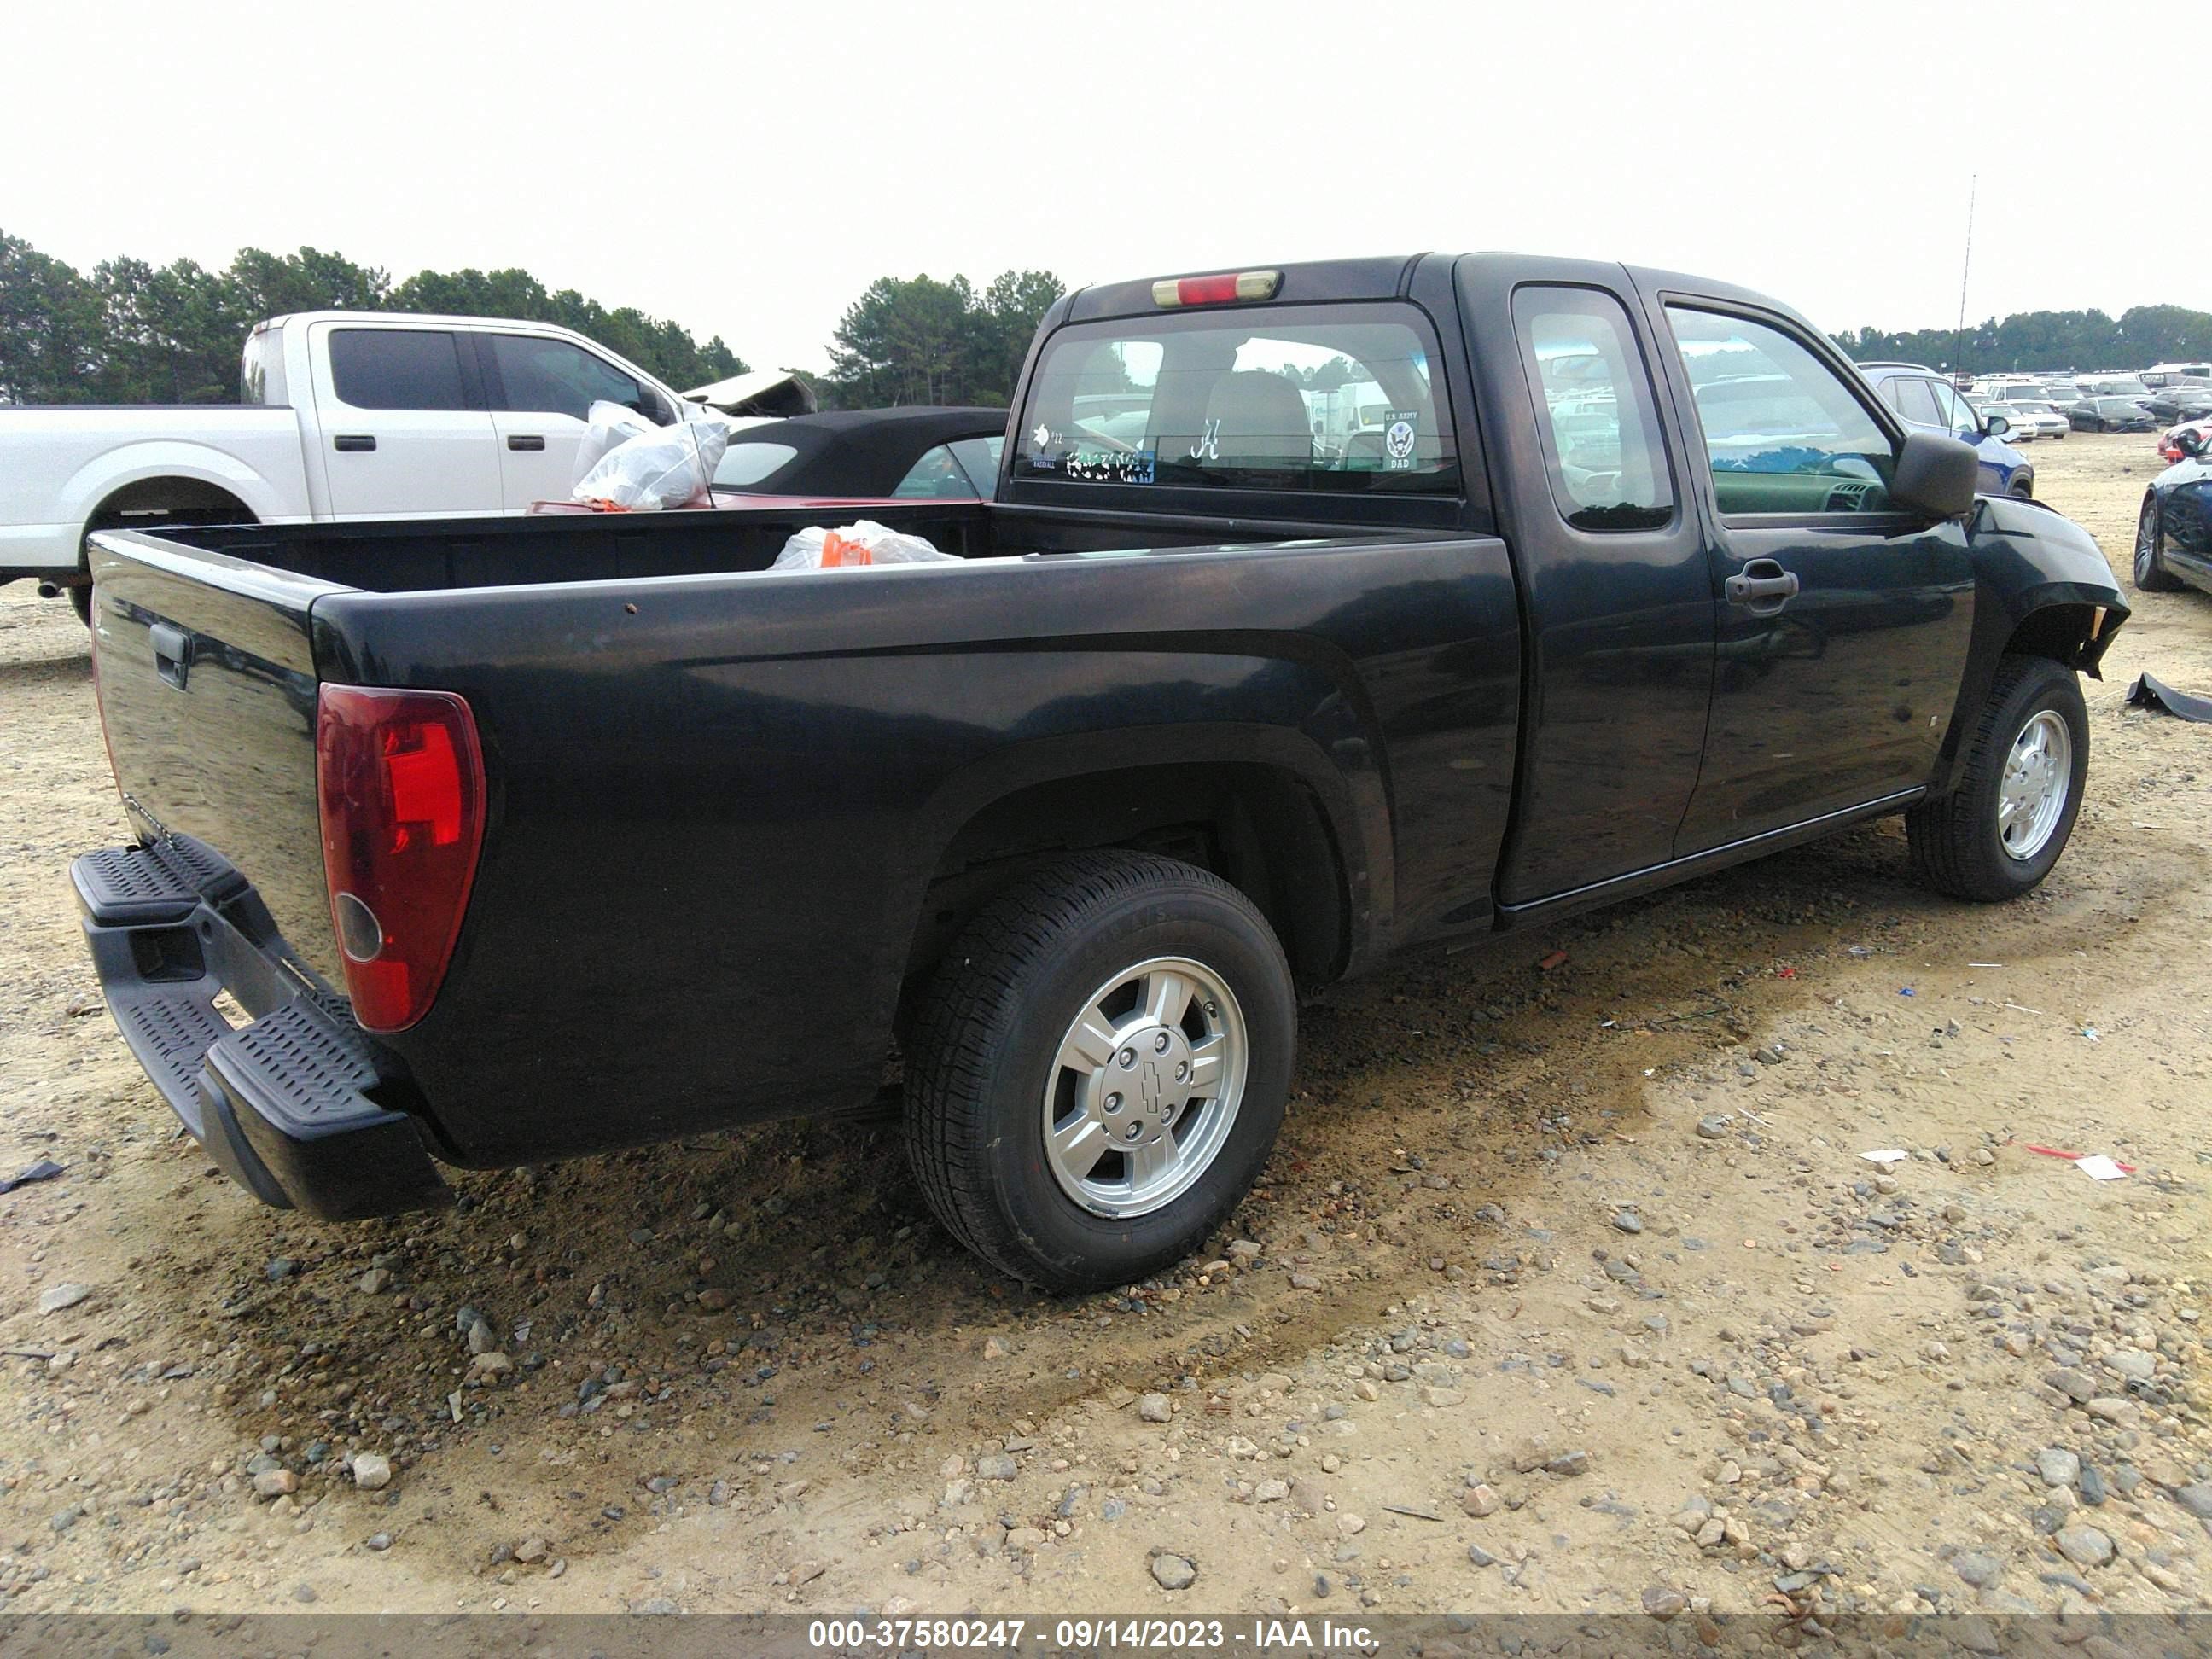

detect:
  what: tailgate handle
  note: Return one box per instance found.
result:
[150,622,194,690]
[506,434,546,451]
[333,434,376,453]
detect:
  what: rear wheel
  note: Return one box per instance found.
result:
[2135,494,2184,591]
[2007,475,2034,500]
[67,584,92,626]
[1906,655,2087,902]
[904,851,1295,1291]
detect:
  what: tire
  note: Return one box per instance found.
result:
[2134,493,2184,591]
[1906,655,2088,902]
[2007,475,2034,500]
[904,851,1295,1292]
[67,585,92,626]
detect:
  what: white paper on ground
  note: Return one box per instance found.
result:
[2075,1155,2128,1181]
[1859,1149,1909,1166]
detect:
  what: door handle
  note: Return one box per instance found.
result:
[333,434,376,452]
[150,621,193,690]
[1725,560,1801,606]
[506,434,546,451]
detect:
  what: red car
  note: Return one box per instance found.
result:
[533,407,1006,515]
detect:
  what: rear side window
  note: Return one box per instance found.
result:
[487,334,650,421]
[1890,377,1940,425]
[327,329,469,411]
[1667,308,1898,515]
[240,328,287,405]
[1011,303,1457,494]
[1511,286,1673,531]
[713,441,798,488]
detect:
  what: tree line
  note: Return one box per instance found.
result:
[18,224,2197,411]
[0,233,748,405]
[0,229,1065,412]
[1833,306,2212,375]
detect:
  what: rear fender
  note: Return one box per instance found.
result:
[61,441,296,538]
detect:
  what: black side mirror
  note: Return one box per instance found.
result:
[1891,430,1980,518]
[2178,429,2206,458]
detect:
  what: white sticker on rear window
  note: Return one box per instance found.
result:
[1383,410,1419,469]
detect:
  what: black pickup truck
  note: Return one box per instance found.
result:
[74,253,2127,1291]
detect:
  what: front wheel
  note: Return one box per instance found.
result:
[904,852,1295,1292]
[2135,494,2184,591]
[1906,655,2088,902]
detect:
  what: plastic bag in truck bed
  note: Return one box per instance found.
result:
[771,521,958,570]
[570,399,661,484]
[570,412,730,511]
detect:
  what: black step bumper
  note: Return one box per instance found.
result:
[72,839,452,1221]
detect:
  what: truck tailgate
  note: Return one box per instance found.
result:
[78,529,452,1220]
[87,528,347,989]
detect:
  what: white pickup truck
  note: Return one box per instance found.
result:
[0,312,791,621]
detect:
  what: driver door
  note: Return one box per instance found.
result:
[1653,302,1977,853]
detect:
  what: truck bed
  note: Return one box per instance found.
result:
[84,503,1522,1189]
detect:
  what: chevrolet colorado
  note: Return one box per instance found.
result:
[71,253,2127,1289]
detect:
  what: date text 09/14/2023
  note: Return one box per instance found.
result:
[805,1616,1380,1651]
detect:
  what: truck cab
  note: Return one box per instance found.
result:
[243,312,685,517]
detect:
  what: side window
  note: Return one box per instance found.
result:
[487,335,649,422]
[1511,286,1673,530]
[1666,308,1897,515]
[1891,377,1941,425]
[712,440,800,489]
[892,445,978,499]
[326,329,469,411]
[947,435,1003,495]
[1930,382,1980,437]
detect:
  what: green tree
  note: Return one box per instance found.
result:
[0,228,747,405]
[824,269,1065,408]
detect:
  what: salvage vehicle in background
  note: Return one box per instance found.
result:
[69,253,2127,1291]
[711,408,1005,502]
[527,408,1010,516]
[2145,383,2212,426]
[2065,396,2157,434]
[1856,362,2034,496]
[0,313,715,621]
[1992,397,2070,441]
[2161,417,2212,463]
[2134,425,2212,594]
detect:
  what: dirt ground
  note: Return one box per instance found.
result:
[3,432,2211,1629]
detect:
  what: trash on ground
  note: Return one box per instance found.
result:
[1898,987,1916,998]
[2024,1144,2137,1177]
[1536,949,1569,972]
[772,521,958,570]
[0,1158,63,1193]
[1859,1149,1908,1166]
[2081,1027,2100,1043]
[1968,962,2002,969]
[1776,965,1797,979]
[570,412,729,511]
[2125,673,2212,722]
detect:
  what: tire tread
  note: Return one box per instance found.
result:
[1907,655,2084,901]
[904,851,1278,1287]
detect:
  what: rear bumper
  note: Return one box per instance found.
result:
[72,839,452,1221]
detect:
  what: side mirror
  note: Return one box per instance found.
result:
[2178,428,2206,458]
[1891,430,1980,519]
[1982,411,2011,437]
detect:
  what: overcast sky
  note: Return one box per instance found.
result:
[10,0,2199,375]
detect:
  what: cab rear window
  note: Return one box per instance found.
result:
[1011,304,1457,494]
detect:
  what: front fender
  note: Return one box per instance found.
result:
[1928,497,2129,796]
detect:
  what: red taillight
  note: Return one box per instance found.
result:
[315,684,486,1033]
